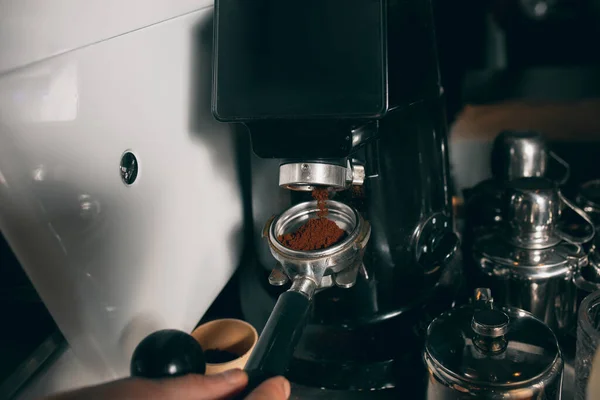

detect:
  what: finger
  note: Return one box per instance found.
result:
[245,376,291,400]
[161,369,249,400]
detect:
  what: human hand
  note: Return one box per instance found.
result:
[44,369,291,400]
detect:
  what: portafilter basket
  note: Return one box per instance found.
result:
[265,200,371,290]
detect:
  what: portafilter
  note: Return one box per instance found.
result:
[240,200,370,394]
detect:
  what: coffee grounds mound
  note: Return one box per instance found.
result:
[278,188,346,251]
[279,218,346,251]
[204,349,238,363]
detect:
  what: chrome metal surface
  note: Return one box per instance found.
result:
[424,295,563,399]
[119,151,139,185]
[472,176,594,333]
[492,131,548,181]
[471,309,509,338]
[473,232,585,333]
[278,161,366,191]
[505,177,561,248]
[549,151,571,185]
[465,134,572,238]
[490,130,570,185]
[332,261,361,289]
[289,277,318,300]
[265,200,371,289]
[268,268,289,287]
[503,177,594,248]
[557,190,596,246]
[350,163,365,186]
[279,163,349,191]
[471,292,510,354]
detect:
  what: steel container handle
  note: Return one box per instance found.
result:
[557,190,595,246]
[549,151,570,186]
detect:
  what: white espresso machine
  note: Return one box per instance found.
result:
[0,1,244,397]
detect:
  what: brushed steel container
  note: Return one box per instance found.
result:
[472,177,592,333]
[424,289,563,399]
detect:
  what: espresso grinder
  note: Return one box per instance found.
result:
[205,0,460,396]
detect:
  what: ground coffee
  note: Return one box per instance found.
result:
[278,188,346,251]
[313,187,329,217]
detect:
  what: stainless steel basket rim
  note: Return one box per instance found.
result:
[268,200,362,259]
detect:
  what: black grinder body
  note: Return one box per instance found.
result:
[212,0,460,393]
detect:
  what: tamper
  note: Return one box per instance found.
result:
[130,329,206,378]
[130,327,282,399]
[130,328,283,398]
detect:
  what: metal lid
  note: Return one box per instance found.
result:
[425,293,561,387]
[471,309,509,338]
[473,232,581,278]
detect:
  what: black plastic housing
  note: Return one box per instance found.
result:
[212,0,442,158]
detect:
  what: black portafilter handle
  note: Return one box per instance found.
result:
[130,289,312,399]
[237,290,312,397]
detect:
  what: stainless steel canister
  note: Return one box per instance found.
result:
[472,177,592,333]
[465,130,570,238]
[424,288,563,399]
[491,130,569,184]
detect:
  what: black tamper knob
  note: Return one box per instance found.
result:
[130,329,206,378]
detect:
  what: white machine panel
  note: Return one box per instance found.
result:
[0,3,243,390]
[0,0,212,74]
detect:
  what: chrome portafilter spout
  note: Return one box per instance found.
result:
[240,200,370,395]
